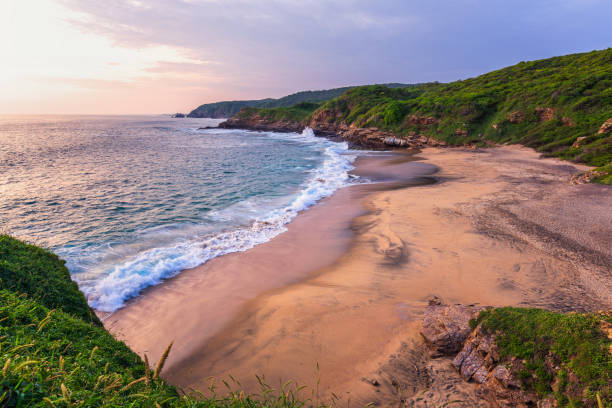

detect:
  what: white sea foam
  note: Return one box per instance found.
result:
[80,128,359,312]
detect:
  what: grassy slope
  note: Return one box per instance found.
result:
[0,236,323,407]
[0,236,99,325]
[237,49,612,183]
[473,307,611,407]
[320,49,612,181]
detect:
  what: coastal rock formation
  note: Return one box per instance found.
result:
[451,326,538,408]
[405,114,439,126]
[218,109,443,149]
[420,302,484,355]
[455,128,469,137]
[570,169,607,184]
[421,304,538,408]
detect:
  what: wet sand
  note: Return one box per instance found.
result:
[105,146,612,407]
[102,152,438,382]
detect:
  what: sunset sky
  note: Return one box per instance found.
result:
[1,0,611,114]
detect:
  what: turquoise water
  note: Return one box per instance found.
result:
[0,115,358,311]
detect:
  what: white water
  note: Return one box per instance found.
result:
[82,128,359,312]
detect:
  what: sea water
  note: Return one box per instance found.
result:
[0,115,358,312]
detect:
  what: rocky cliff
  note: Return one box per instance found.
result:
[218,109,449,149]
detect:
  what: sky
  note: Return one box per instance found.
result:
[1,0,611,114]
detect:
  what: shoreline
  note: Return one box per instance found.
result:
[104,145,611,406]
[102,151,438,375]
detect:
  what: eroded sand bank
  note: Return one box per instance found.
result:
[105,146,612,407]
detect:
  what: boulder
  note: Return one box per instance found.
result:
[420,303,483,355]
[383,136,408,146]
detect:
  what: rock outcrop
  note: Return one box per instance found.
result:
[420,301,484,355]
[561,116,575,127]
[305,109,447,148]
[598,118,612,134]
[217,108,449,149]
[451,326,538,408]
[420,303,540,408]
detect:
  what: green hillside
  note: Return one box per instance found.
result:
[0,235,326,407]
[231,49,612,183]
[187,83,411,118]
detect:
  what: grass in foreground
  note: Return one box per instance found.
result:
[472,307,612,407]
[1,235,610,406]
[0,235,341,407]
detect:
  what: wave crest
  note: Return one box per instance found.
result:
[80,128,357,312]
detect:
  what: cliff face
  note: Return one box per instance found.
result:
[307,107,448,148]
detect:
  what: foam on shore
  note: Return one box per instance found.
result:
[80,128,358,312]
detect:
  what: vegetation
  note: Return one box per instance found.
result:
[472,307,611,407]
[0,235,338,407]
[187,83,412,118]
[232,48,612,182]
[234,102,321,123]
[0,236,99,325]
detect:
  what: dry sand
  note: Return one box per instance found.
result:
[104,146,612,407]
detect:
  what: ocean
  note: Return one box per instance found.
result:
[0,115,359,312]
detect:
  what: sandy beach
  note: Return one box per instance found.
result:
[103,146,612,406]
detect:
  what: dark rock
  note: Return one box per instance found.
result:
[492,365,520,389]
[459,348,486,380]
[453,325,538,407]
